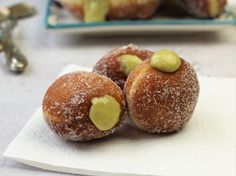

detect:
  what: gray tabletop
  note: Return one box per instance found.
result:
[0,0,236,175]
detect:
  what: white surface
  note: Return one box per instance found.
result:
[0,0,236,176]
[57,64,91,77]
[3,65,236,176]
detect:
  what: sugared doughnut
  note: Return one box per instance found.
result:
[60,0,161,22]
[60,0,84,19]
[179,0,227,18]
[125,50,200,133]
[108,0,162,20]
[158,0,188,17]
[93,44,153,89]
[42,72,127,141]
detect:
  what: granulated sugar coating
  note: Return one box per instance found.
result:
[42,72,127,141]
[93,44,153,89]
[125,59,200,133]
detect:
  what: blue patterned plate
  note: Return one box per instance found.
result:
[45,0,236,35]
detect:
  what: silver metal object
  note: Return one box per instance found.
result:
[0,3,36,73]
[4,41,28,72]
[0,19,28,72]
[9,3,36,19]
[0,7,10,22]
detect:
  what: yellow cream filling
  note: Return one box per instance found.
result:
[89,95,121,131]
[119,54,142,76]
[208,0,220,17]
[83,0,109,22]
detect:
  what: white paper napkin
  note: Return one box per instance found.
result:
[3,65,236,176]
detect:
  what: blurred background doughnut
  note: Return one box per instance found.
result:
[60,0,162,22]
[179,0,227,18]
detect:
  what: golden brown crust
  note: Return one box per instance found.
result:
[124,59,200,133]
[42,72,127,141]
[108,0,161,20]
[179,0,227,18]
[61,1,84,19]
[93,44,153,89]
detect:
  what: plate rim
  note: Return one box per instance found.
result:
[45,0,236,30]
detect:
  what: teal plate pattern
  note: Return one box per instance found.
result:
[45,0,236,33]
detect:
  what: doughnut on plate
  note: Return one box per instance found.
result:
[45,0,236,35]
[3,65,236,176]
